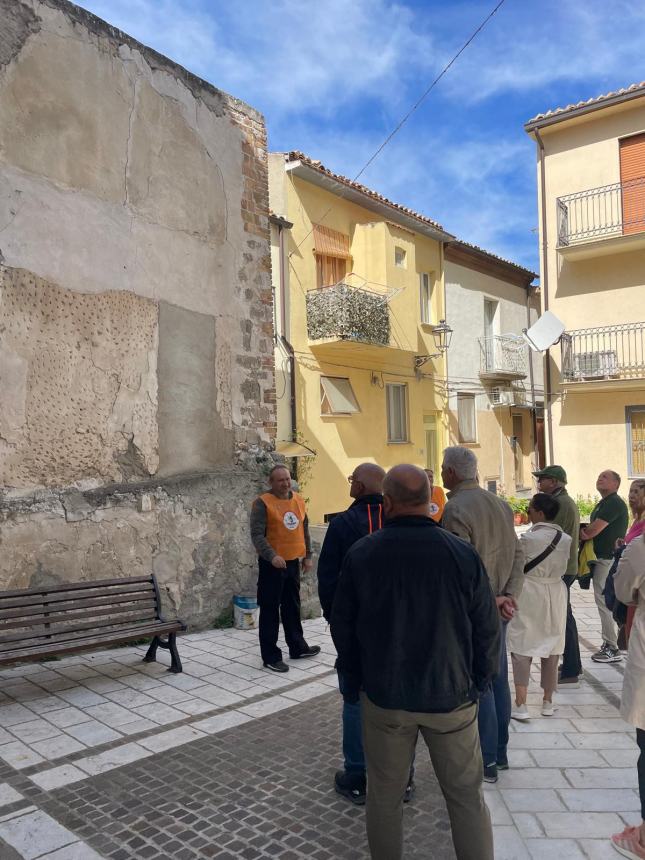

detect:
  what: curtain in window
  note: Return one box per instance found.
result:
[316,255,347,288]
[457,394,476,443]
[387,384,407,442]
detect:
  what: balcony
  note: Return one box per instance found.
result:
[479,335,528,381]
[556,176,645,260]
[561,321,645,385]
[306,282,390,348]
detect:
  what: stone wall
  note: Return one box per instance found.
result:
[0,0,280,627]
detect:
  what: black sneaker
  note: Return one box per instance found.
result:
[497,756,509,771]
[290,645,321,659]
[334,770,366,805]
[263,660,289,673]
[404,780,416,803]
[558,674,581,688]
[591,643,622,663]
[483,764,498,784]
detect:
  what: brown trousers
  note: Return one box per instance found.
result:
[361,695,494,860]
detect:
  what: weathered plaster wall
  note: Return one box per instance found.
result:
[0,0,279,627]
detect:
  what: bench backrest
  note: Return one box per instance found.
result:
[0,576,162,659]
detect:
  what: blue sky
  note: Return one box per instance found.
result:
[78,0,645,271]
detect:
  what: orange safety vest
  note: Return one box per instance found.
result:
[429,485,446,523]
[260,492,307,561]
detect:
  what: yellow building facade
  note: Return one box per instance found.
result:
[269,151,453,524]
[526,83,645,496]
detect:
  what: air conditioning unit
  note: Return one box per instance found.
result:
[573,350,618,379]
[490,386,512,406]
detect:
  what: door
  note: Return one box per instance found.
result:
[512,413,524,489]
[423,414,439,475]
[620,133,645,235]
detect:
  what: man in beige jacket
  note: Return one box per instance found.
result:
[441,446,524,784]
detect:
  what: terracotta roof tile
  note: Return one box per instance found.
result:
[526,81,645,128]
[285,150,448,234]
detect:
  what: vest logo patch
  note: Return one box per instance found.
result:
[283,511,300,530]
[429,502,440,515]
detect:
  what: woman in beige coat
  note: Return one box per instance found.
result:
[611,533,645,859]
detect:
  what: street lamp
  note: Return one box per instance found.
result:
[414,319,453,370]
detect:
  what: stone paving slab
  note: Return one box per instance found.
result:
[0,589,638,859]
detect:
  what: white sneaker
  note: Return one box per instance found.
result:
[511,703,530,721]
[541,700,557,717]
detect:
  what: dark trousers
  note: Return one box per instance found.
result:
[478,619,511,766]
[638,728,645,820]
[257,558,308,664]
[561,575,582,679]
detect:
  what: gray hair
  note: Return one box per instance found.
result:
[442,446,478,481]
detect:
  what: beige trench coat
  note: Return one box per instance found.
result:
[507,523,571,658]
[615,535,645,730]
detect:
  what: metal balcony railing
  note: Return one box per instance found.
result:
[561,321,645,381]
[557,176,645,246]
[479,335,528,378]
[306,282,390,346]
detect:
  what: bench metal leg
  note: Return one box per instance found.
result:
[166,632,182,674]
[143,636,160,664]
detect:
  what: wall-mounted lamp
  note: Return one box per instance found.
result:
[414,319,453,370]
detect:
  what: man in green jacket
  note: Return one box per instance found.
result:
[532,466,581,686]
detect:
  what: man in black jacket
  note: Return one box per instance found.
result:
[318,462,385,804]
[331,464,499,860]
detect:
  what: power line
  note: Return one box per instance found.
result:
[292,0,507,253]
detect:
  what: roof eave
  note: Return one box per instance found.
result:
[286,160,454,243]
[525,87,645,134]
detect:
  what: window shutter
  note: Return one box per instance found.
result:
[620,133,645,235]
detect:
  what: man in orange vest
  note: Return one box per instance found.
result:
[424,469,446,523]
[250,464,320,672]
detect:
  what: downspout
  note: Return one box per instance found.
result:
[277,222,297,447]
[534,127,555,462]
[525,282,540,468]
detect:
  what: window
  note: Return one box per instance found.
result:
[627,406,645,476]
[457,394,477,443]
[394,246,407,268]
[420,273,432,324]
[313,224,351,288]
[316,255,347,288]
[320,376,360,415]
[386,383,408,442]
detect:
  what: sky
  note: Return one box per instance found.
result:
[77,0,645,271]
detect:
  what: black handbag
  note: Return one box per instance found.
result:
[603,545,628,626]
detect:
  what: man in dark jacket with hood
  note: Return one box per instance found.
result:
[317,462,386,804]
[331,464,499,860]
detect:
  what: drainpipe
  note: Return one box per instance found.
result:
[275,219,297,445]
[534,128,555,462]
[525,282,540,468]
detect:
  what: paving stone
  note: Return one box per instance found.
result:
[564,768,638,789]
[37,841,105,859]
[0,784,23,808]
[526,838,587,859]
[44,707,91,729]
[501,789,565,813]
[530,749,605,768]
[84,703,141,728]
[138,726,206,753]
[508,733,573,749]
[0,741,45,770]
[0,809,77,859]
[28,764,89,791]
[57,689,108,708]
[513,813,544,838]
[238,695,295,718]
[76,743,153,776]
[0,704,36,727]
[63,720,122,746]
[558,788,641,812]
[598,748,639,767]
[566,732,636,749]
[492,825,531,859]
[536,811,624,838]
[192,711,253,734]
[192,686,244,708]
[9,719,63,745]
[116,718,158,736]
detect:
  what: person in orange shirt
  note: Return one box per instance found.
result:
[425,469,446,523]
[250,465,320,672]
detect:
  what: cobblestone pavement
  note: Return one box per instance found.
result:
[0,588,639,859]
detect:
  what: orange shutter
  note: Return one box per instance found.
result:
[620,133,645,235]
[312,224,352,259]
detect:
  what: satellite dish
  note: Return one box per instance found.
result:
[523,311,565,352]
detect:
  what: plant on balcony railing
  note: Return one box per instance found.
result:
[306,283,390,346]
[557,175,645,247]
[478,335,528,376]
[561,321,645,381]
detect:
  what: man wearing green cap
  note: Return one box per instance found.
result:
[532,465,581,686]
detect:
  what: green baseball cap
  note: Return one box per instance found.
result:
[532,465,567,484]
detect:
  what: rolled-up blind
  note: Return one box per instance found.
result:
[620,133,645,235]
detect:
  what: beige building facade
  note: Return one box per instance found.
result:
[444,242,543,497]
[526,82,645,496]
[0,0,276,626]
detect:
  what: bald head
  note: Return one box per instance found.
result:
[383,464,430,517]
[350,462,385,499]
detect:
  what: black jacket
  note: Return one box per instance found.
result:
[330,515,501,713]
[317,494,384,621]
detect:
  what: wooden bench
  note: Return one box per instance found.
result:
[0,575,187,673]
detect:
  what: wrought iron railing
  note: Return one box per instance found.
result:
[479,335,528,377]
[306,282,390,346]
[561,321,645,381]
[557,176,645,246]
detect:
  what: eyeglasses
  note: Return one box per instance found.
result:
[347,475,355,483]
